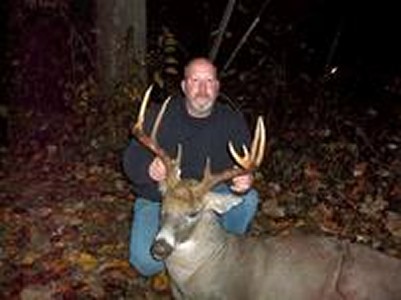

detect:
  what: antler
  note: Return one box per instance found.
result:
[132,85,265,193]
[132,85,181,183]
[195,116,266,194]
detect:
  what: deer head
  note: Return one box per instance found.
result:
[132,86,266,260]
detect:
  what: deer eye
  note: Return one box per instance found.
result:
[186,211,199,220]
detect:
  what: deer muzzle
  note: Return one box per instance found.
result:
[151,238,174,260]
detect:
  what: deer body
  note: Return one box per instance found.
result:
[163,208,401,300]
[132,86,401,300]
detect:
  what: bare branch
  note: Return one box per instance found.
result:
[222,0,273,73]
[209,0,237,62]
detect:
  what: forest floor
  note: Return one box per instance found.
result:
[1,93,401,300]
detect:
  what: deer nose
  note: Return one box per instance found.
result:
[151,238,174,260]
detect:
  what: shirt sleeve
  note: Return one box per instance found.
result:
[121,103,163,201]
[228,110,252,153]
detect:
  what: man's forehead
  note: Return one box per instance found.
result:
[186,61,216,77]
[187,70,216,80]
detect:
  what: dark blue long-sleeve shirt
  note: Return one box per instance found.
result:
[122,95,251,202]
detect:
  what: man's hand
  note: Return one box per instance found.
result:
[148,157,167,182]
[230,173,253,194]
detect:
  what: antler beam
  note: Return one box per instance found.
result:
[132,85,180,182]
[197,116,266,193]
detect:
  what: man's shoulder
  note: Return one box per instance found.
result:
[151,93,182,108]
[149,94,184,117]
[166,94,185,113]
[213,101,245,121]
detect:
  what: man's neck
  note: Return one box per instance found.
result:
[185,103,213,119]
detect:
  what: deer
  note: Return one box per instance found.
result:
[131,86,401,300]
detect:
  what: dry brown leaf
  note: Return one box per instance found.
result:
[386,212,401,238]
[151,271,170,292]
[310,202,342,234]
[20,283,55,300]
[97,258,131,274]
[359,194,388,218]
[21,251,41,266]
[42,258,70,277]
[304,161,321,181]
[65,251,98,272]
[353,162,368,177]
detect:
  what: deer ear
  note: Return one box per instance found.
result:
[203,192,243,214]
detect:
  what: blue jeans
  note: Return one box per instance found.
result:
[129,185,259,277]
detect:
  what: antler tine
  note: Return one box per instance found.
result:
[134,85,153,133]
[196,116,266,194]
[251,116,266,167]
[229,116,265,169]
[132,85,178,179]
[151,96,172,141]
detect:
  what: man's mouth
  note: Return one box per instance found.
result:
[195,95,210,102]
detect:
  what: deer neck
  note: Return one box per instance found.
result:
[165,211,229,283]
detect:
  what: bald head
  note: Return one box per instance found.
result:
[184,58,218,79]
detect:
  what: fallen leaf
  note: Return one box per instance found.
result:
[386,212,401,238]
[20,283,55,300]
[21,251,41,266]
[151,271,170,293]
[66,251,98,272]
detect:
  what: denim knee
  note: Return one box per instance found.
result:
[129,245,164,277]
[129,198,164,277]
[243,189,259,210]
[219,188,259,234]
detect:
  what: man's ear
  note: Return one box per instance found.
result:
[180,80,186,94]
[203,192,243,214]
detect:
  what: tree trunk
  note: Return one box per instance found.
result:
[95,0,147,96]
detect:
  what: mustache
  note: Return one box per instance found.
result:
[194,92,211,98]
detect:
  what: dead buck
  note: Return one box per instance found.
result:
[132,86,401,300]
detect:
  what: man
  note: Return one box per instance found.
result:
[123,57,259,277]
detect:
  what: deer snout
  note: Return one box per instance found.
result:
[151,238,174,260]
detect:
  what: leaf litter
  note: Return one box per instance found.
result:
[1,91,400,300]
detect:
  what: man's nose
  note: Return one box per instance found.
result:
[198,81,207,94]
